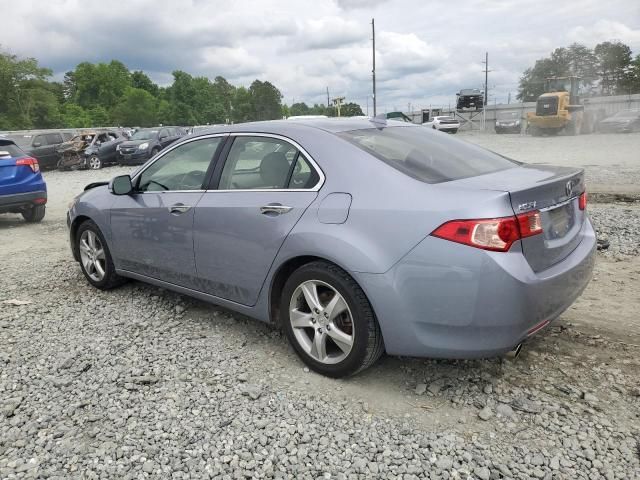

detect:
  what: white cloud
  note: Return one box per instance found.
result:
[1,0,639,111]
[568,20,640,49]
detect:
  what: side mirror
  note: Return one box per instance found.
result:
[111,175,133,195]
[33,142,42,148]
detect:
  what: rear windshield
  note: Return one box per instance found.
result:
[0,141,26,159]
[338,126,518,184]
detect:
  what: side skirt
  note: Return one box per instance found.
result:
[115,269,269,323]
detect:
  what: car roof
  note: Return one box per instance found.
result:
[191,118,418,137]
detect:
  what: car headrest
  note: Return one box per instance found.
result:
[260,152,289,187]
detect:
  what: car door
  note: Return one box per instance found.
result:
[192,134,323,306]
[29,134,52,167]
[109,135,226,288]
[97,133,119,162]
[158,128,172,149]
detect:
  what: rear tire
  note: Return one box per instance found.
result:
[76,220,126,290]
[281,261,384,378]
[22,205,45,223]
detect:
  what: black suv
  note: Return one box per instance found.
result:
[117,127,185,165]
[7,131,75,169]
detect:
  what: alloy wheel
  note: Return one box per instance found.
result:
[289,280,354,364]
[79,230,106,282]
[88,156,101,170]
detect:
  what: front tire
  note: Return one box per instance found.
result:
[22,205,45,223]
[76,220,126,290]
[281,261,384,378]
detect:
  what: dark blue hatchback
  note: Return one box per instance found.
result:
[0,138,47,222]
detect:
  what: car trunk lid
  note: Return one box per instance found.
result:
[443,164,586,272]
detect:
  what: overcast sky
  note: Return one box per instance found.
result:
[3,0,640,112]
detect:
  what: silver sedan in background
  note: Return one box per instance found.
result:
[67,118,595,377]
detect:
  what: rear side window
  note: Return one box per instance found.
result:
[338,127,518,184]
[46,133,64,145]
[0,142,25,159]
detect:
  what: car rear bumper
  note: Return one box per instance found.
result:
[354,218,596,358]
[0,190,47,213]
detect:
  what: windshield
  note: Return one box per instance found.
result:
[612,111,639,119]
[497,111,519,120]
[338,126,518,184]
[131,130,157,140]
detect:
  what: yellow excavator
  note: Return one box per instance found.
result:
[527,77,600,136]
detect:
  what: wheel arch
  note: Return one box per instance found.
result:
[69,215,93,261]
[268,255,375,328]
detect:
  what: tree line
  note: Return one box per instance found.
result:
[517,41,640,101]
[0,48,362,131]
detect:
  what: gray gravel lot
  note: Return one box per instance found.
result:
[1,140,640,479]
[461,131,640,195]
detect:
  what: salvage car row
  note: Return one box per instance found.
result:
[1,126,188,171]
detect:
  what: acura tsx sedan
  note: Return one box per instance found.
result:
[67,118,596,377]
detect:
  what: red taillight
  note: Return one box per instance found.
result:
[16,157,40,173]
[517,210,543,238]
[431,211,543,252]
[579,191,587,210]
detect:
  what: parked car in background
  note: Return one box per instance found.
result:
[57,130,126,170]
[423,116,460,133]
[0,138,47,222]
[495,111,523,134]
[67,118,595,377]
[117,127,185,165]
[385,112,413,123]
[6,131,74,169]
[597,110,640,133]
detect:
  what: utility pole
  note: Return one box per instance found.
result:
[372,18,377,116]
[481,52,491,130]
[507,91,511,104]
[326,87,330,108]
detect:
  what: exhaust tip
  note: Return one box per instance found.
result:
[505,343,523,360]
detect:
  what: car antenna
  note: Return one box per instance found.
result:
[369,113,387,128]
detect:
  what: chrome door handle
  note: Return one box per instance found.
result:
[168,204,192,214]
[260,204,293,215]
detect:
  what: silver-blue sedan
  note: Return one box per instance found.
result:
[67,118,596,377]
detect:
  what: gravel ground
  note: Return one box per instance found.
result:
[1,152,639,479]
[460,131,640,195]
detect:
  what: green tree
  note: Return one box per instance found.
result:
[249,80,282,120]
[111,87,158,127]
[61,103,91,128]
[88,106,110,126]
[595,41,633,95]
[73,60,131,109]
[231,87,254,123]
[131,71,159,97]
[289,102,310,116]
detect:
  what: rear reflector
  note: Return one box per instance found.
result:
[431,211,543,252]
[33,198,47,205]
[579,191,587,210]
[16,157,40,173]
[527,319,550,336]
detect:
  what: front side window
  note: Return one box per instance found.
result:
[338,126,518,184]
[219,136,304,190]
[137,137,222,192]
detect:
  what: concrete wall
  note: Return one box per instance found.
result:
[406,93,640,130]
